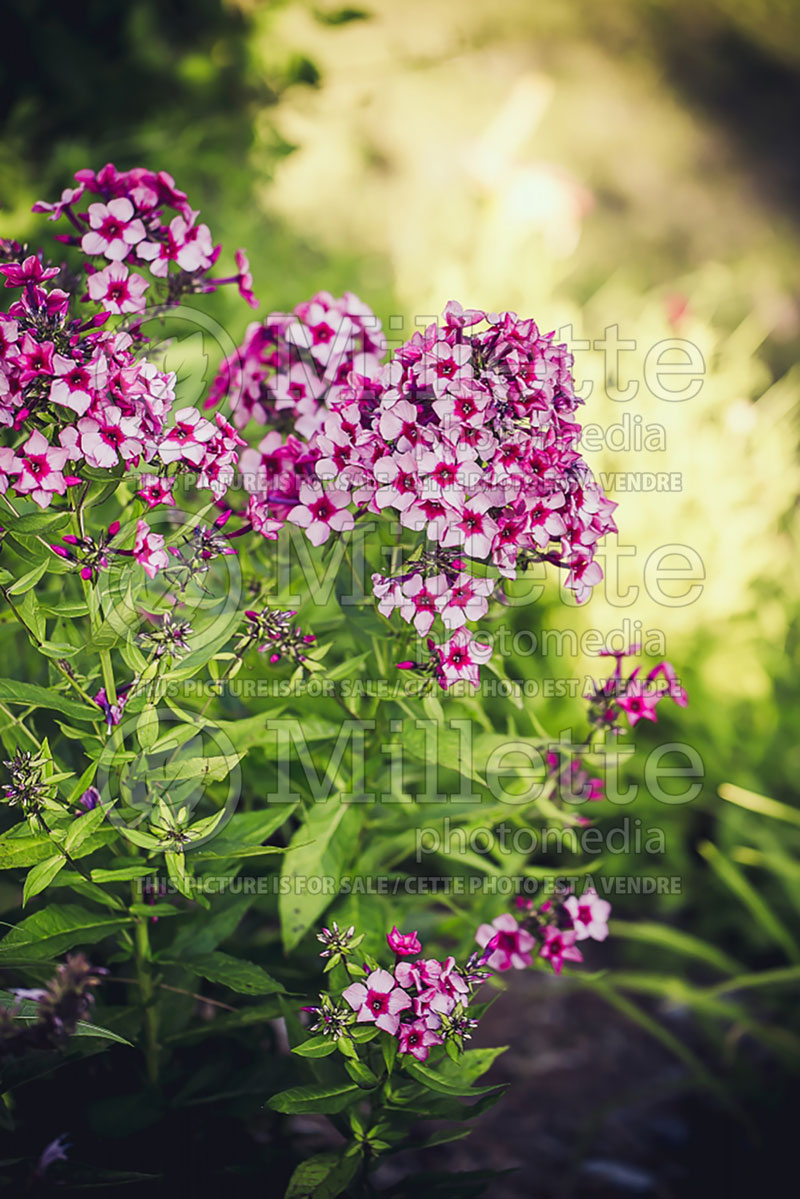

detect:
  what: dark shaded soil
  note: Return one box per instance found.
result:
[371,971,792,1198]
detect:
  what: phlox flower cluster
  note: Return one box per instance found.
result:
[213,296,617,689]
[0,167,253,584]
[478,888,612,976]
[305,899,612,1066]
[587,643,688,732]
[305,922,490,1063]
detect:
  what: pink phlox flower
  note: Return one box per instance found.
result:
[157,406,217,467]
[399,572,448,635]
[11,430,72,508]
[437,571,495,629]
[287,483,353,546]
[539,925,583,974]
[133,519,169,579]
[475,913,535,972]
[387,927,422,956]
[564,889,611,942]
[434,627,493,689]
[137,475,175,509]
[87,263,149,314]
[397,1018,442,1061]
[81,198,146,261]
[0,256,60,288]
[342,968,411,1035]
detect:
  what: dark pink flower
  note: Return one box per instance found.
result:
[387,927,422,956]
[539,925,583,975]
[137,475,176,509]
[433,627,493,689]
[234,249,258,309]
[0,256,59,288]
[10,430,72,509]
[397,1018,442,1062]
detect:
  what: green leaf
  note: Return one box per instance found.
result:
[91,865,156,884]
[436,1045,507,1086]
[165,851,193,899]
[0,904,132,960]
[705,964,800,998]
[163,1000,284,1044]
[292,1036,339,1058]
[38,640,80,658]
[22,854,66,905]
[719,782,800,829]
[381,1033,398,1075]
[71,1020,134,1047]
[280,801,363,952]
[403,1060,502,1098]
[0,679,98,724]
[136,705,160,751]
[268,1082,362,1115]
[3,510,71,536]
[284,1150,360,1199]
[189,805,296,861]
[66,760,99,805]
[64,805,109,855]
[0,824,116,869]
[344,1058,378,1087]
[6,558,49,595]
[0,991,133,1046]
[610,919,743,976]
[699,840,800,963]
[164,951,284,996]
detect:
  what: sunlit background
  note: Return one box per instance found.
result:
[1,0,799,1192]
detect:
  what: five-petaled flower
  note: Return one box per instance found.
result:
[397,1018,442,1062]
[133,519,169,579]
[475,913,535,972]
[342,968,412,1035]
[287,484,354,546]
[81,198,146,261]
[564,889,611,941]
[87,263,149,314]
[539,925,584,975]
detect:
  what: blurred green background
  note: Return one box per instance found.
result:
[1,0,799,1191]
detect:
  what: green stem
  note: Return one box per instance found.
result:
[132,898,160,1086]
[99,649,118,707]
[0,585,101,721]
[38,813,93,882]
[0,702,41,751]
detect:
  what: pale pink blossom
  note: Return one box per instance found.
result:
[287,484,353,546]
[87,263,149,314]
[342,968,411,1035]
[133,520,169,579]
[475,913,535,972]
[81,198,146,261]
[564,890,611,942]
